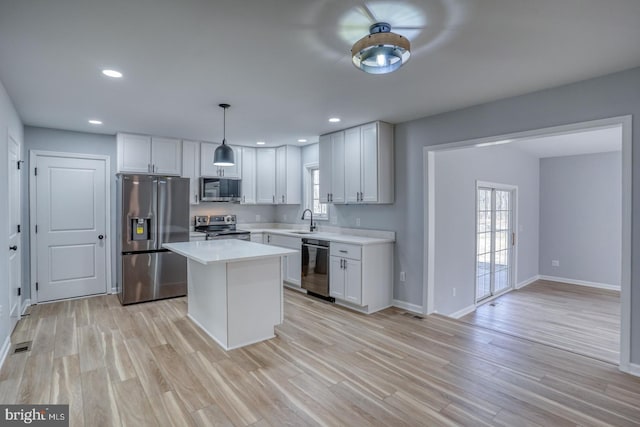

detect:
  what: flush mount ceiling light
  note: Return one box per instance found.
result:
[328,117,341,123]
[256,141,266,145]
[88,119,102,125]
[297,139,307,143]
[213,103,235,166]
[351,22,410,75]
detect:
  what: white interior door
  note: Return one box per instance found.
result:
[476,185,515,302]
[33,154,108,302]
[8,134,21,331]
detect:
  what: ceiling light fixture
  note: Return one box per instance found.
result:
[329,117,341,123]
[101,69,123,78]
[351,22,410,75]
[213,103,235,166]
[88,119,103,125]
[297,139,307,143]
[256,141,266,145]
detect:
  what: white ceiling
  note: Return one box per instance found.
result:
[1,0,639,147]
[513,126,622,158]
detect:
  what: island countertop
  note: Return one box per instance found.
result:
[163,239,297,265]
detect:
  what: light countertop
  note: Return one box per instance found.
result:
[245,229,394,245]
[163,240,297,265]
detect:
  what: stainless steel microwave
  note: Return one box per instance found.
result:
[199,177,241,202]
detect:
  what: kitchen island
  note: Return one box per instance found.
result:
[163,239,297,350]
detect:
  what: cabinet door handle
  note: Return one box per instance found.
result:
[339,250,347,253]
[272,195,275,203]
[148,163,151,173]
[195,194,198,203]
[330,193,333,202]
[282,195,285,203]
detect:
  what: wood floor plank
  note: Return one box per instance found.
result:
[81,367,121,427]
[3,288,639,427]
[113,378,158,427]
[50,354,84,427]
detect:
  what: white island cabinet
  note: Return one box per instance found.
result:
[163,240,296,350]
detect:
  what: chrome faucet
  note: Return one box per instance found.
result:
[301,209,317,232]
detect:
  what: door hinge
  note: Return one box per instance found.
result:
[512,232,516,246]
[17,160,23,170]
[35,282,39,291]
[34,167,37,176]
[35,225,38,233]
[17,224,20,233]
[17,288,21,297]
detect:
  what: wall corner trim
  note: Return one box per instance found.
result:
[0,336,11,373]
[20,298,31,315]
[620,362,640,378]
[538,275,621,291]
[392,300,423,314]
[448,304,476,319]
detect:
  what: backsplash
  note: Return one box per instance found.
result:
[190,203,277,225]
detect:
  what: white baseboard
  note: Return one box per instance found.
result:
[392,299,423,314]
[538,275,620,291]
[0,335,11,372]
[620,362,640,377]
[516,275,540,289]
[20,298,31,315]
[448,304,476,319]
[111,287,118,294]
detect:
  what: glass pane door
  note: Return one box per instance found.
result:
[476,186,514,302]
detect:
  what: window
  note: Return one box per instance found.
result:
[305,164,328,220]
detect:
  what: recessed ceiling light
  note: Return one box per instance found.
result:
[256,141,266,145]
[298,139,307,143]
[102,69,123,78]
[88,119,103,125]
[329,117,341,123]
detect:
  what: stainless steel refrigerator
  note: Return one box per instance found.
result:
[116,174,189,304]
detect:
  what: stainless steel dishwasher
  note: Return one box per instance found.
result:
[301,238,334,301]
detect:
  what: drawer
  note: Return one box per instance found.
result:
[330,242,361,260]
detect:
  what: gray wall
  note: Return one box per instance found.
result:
[390,66,640,362]
[23,127,117,296]
[539,151,622,286]
[434,144,540,315]
[0,78,23,350]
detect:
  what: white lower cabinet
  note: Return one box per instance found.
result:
[329,241,393,313]
[265,234,301,287]
[250,232,264,243]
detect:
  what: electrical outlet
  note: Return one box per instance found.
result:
[452,288,456,297]
[552,260,560,267]
[356,218,361,226]
[400,272,406,282]
[256,214,261,222]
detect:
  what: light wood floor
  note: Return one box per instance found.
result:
[461,280,620,364]
[1,289,639,426]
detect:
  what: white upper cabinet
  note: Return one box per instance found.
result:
[117,133,182,175]
[318,135,331,204]
[241,146,256,204]
[152,137,182,175]
[117,134,152,173]
[319,132,346,204]
[276,145,301,204]
[256,148,276,204]
[200,142,242,178]
[181,140,200,204]
[322,121,394,204]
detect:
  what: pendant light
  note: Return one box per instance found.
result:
[213,103,235,166]
[351,22,411,75]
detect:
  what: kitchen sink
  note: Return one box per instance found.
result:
[289,230,316,235]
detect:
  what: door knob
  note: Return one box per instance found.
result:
[98,235,104,240]
[9,245,17,251]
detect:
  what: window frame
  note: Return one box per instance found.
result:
[304,162,328,221]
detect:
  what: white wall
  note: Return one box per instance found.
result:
[433,144,540,315]
[0,78,23,352]
[539,151,622,287]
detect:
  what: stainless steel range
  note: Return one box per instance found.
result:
[194,215,250,240]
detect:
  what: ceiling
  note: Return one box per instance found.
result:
[513,126,622,158]
[1,1,639,147]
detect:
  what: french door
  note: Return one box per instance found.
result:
[476,184,515,302]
